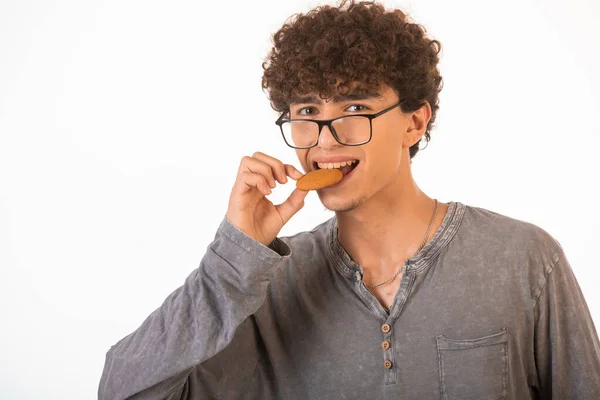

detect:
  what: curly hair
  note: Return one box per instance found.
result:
[261,0,443,159]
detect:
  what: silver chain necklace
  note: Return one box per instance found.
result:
[365,199,439,289]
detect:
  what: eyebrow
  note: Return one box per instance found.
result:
[290,91,383,105]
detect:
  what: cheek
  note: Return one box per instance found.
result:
[367,130,398,155]
[371,117,406,145]
[363,136,403,174]
[295,149,310,171]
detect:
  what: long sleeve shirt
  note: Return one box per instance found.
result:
[98,201,600,399]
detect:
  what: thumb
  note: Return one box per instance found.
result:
[276,188,309,224]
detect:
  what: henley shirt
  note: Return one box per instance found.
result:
[98,201,600,399]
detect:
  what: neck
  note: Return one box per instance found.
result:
[336,160,447,283]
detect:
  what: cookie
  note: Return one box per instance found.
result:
[296,168,344,191]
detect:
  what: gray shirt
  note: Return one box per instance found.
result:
[98,201,600,399]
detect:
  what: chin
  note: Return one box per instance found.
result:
[318,194,366,213]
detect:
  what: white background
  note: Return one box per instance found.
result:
[1,0,598,398]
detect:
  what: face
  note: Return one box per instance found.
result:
[288,84,429,213]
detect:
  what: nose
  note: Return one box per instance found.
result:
[317,124,340,149]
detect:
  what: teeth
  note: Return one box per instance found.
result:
[317,160,358,169]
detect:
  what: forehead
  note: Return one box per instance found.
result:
[290,92,382,105]
[289,84,394,105]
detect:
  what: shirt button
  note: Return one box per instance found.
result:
[381,323,391,333]
[384,360,393,369]
[382,341,391,350]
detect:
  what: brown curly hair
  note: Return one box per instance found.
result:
[261,0,443,159]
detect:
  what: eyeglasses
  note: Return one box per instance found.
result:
[275,100,407,149]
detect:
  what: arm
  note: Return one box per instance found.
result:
[98,216,291,400]
[533,249,600,398]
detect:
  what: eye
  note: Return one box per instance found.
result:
[296,107,317,117]
[345,104,370,113]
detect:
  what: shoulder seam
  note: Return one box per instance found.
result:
[532,249,566,311]
[163,368,194,399]
[240,353,262,398]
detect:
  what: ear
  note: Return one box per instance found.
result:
[402,101,432,148]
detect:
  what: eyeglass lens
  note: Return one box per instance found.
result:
[281,116,370,148]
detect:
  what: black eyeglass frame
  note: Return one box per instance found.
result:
[275,99,408,149]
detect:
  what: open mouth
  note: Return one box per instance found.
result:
[313,161,360,176]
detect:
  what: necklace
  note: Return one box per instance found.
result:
[365,199,439,289]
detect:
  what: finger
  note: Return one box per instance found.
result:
[240,156,277,188]
[284,164,305,181]
[239,171,272,196]
[253,152,288,184]
[275,187,309,224]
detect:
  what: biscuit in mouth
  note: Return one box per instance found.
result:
[296,168,344,191]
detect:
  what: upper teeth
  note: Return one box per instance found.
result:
[317,160,358,169]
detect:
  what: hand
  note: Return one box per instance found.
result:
[225,152,309,247]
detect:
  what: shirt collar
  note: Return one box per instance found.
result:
[326,201,465,281]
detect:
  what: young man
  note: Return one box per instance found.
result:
[99,1,600,399]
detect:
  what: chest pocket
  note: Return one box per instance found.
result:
[436,327,508,400]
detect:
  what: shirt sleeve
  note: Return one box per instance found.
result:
[98,217,291,400]
[533,248,600,398]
